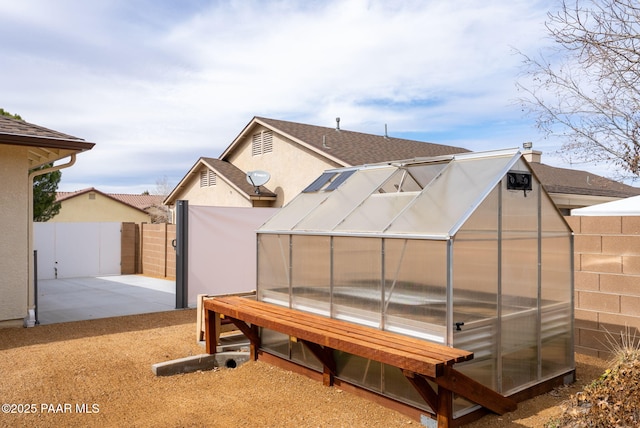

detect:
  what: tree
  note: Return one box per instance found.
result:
[145,176,172,223]
[32,165,62,221]
[517,0,640,178]
[1,108,62,220]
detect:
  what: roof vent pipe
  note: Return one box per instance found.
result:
[335,117,340,131]
[384,124,388,139]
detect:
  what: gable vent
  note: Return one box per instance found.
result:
[252,130,273,156]
[200,169,217,187]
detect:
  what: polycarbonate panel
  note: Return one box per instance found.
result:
[257,234,290,306]
[451,186,500,392]
[452,185,499,324]
[541,191,573,304]
[387,154,516,237]
[259,191,329,232]
[383,364,433,412]
[501,175,540,393]
[540,191,574,378]
[291,340,323,371]
[405,163,448,188]
[295,167,396,232]
[336,193,418,232]
[332,237,382,327]
[383,239,447,342]
[260,328,290,358]
[334,351,382,391]
[501,309,538,393]
[291,235,331,315]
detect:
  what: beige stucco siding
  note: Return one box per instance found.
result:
[52,192,151,223]
[227,125,340,206]
[177,166,252,207]
[0,145,29,322]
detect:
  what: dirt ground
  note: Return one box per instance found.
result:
[0,309,607,427]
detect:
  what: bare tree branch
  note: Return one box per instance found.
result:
[518,0,640,177]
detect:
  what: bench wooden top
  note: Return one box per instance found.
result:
[204,296,473,379]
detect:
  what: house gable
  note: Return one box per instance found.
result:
[53,188,151,223]
[165,158,276,208]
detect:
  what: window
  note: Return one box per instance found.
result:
[252,130,273,156]
[200,169,216,187]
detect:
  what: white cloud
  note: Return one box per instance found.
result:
[0,0,582,193]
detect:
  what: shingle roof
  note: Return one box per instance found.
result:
[56,188,164,212]
[202,158,276,197]
[0,115,84,141]
[530,162,640,198]
[253,117,469,165]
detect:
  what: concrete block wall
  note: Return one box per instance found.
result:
[565,216,640,358]
[120,222,139,275]
[141,223,176,280]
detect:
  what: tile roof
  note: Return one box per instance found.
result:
[530,162,640,198]
[254,117,469,165]
[202,158,276,197]
[56,188,165,212]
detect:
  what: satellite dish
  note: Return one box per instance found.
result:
[246,170,271,194]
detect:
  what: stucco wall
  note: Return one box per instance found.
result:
[0,145,29,324]
[177,166,252,208]
[226,124,341,206]
[51,191,151,223]
[566,215,640,358]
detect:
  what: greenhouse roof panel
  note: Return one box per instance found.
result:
[386,151,519,237]
[259,149,522,237]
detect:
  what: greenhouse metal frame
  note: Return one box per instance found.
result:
[255,149,575,418]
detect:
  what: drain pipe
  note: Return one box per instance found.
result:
[24,154,76,327]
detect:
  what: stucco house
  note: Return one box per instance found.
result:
[54,188,165,223]
[164,116,469,218]
[165,117,640,218]
[0,115,94,327]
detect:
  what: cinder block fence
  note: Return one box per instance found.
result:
[566,216,640,358]
[121,222,176,280]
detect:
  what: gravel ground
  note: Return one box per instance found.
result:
[0,309,607,427]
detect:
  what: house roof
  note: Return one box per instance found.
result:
[164,157,276,205]
[529,162,640,198]
[201,158,277,198]
[221,116,470,166]
[56,188,161,213]
[0,115,94,166]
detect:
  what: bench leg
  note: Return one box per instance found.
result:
[204,309,221,354]
[436,387,453,428]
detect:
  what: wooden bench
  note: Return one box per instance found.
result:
[204,296,516,428]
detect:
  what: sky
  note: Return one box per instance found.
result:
[0,0,606,194]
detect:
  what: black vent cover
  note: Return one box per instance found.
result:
[507,172,532,191]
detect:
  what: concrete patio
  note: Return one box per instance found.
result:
[36,275,176,325]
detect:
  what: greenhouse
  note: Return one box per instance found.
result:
[255,148,575,419]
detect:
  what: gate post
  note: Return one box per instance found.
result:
[175,200,189,309]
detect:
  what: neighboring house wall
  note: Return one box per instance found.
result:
[0,146,29,324]
[566,216,640,358]
[52,191,151,223]
[225,125,339,206]
[178,166,253,208]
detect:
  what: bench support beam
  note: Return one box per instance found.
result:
[403,370,439,415]
[299,339,336,386]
